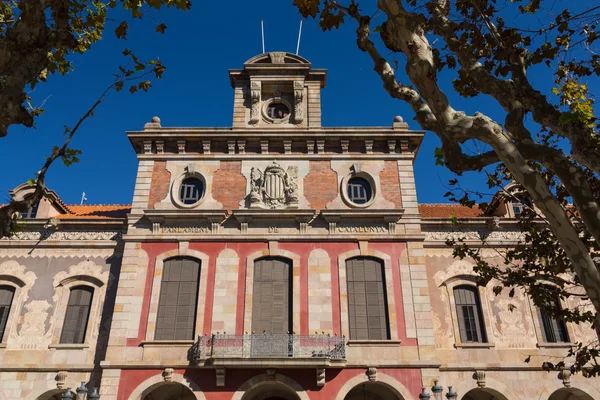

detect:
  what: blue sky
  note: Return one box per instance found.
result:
[0,1,532,205]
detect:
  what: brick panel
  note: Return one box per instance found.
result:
[303,160,338,210]
[213,161,246,211]
[147,161,171,209]
[380,160,402,208]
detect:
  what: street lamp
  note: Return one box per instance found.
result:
[418,381,458,400]
[61,383,100,400]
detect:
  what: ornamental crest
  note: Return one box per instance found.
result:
[249,161,298,209]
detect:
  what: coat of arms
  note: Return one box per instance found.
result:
[249,161,299,209]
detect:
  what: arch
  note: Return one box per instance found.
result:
[548,388,595,400]
[337,249,399,340]
[0,261,36,346]
[146,248,209,340]
[50,260,108,346]
[462,388,509,400]
[232,373,309,400]
[244,52,311,65]
[34,389,63,400]
[453,377,518,400]
[245,249,301,334]
[334,372,414,400]
[127,372,206,400]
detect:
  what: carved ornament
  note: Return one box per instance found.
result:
[53,260,108,287]
[9,300,53,349]
[163,368,174,382]
[249,161,299,209]
[250,81,261,125]
[1,230,122,241]
[0,260,37,287]
[294,81,304,124]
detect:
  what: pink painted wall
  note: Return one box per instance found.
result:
[128,241,415,345]
[117,367,423,400]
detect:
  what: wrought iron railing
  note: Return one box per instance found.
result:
[191,333,346,362]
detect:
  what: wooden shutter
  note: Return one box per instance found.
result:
[346,258,389,340]
[0,286,15,342]
[60,286,93,344]
[155,258,200,340]
[251,258,291,334]
[537,296,569,343]
[454,286,487,343]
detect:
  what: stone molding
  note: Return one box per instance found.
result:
[244,248,301,334]
[0,260,37,348]
[53,260,108,288]
[337,248,399,340]
[333,371,413,400]
[1,230,122,241]
[231,373,310,400]
[146,248,210,341]
[127,372,206,400]
[424,230,524,243]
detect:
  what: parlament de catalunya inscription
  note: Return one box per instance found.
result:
[155,224,389,234]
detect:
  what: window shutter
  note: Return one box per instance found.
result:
[537,296,570,343]
[346,258,389,340]
[0,286,15,342]
[454,286,487,343]
[60,286,93,344]
[252,258,291,334]
[155,258,200,340]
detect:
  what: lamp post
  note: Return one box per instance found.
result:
[418,381,458,400]
[62,383,100,400]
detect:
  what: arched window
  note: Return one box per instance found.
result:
[0,285,15,342]
[346,257,390,340]
[537,293,569,343]
[60,286,93,344]
[454,285,487,343]
[20,196,39,219]
[252,257,292,334]
[155,257,201,340]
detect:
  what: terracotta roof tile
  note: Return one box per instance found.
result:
[419,204,485,218]
[57,204,131,219]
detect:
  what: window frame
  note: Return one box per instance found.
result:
[251,257,293,335]
[340,171,377,209]
[147,251,209,342]
[59,285,94,344]
[0,260,37,347]
[443,278,495,348]
[0,285,15,343]
[529,287,574,347]
[50,260,108,349]
[453,285,488,344]
[171,172,207,209]
[153,257,201,341]
[345,257,391,341]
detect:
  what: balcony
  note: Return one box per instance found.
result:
[192,334,346,366]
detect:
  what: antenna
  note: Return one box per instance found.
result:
[261,20,265,54]
[80,192,87,205]
[296,20,303,55]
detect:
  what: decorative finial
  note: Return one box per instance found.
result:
[393,115,403,122]
[418,387,431,400]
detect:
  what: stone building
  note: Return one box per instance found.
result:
[0,52,598,400]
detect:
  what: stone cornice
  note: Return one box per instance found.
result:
[122,234,426,242]
[127,129,425,158]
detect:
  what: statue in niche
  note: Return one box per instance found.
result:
[249,161,299,209]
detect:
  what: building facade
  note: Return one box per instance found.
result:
[0,52,598,400]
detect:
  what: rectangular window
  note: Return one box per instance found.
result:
[346,257,390,340]
[0,286,15,342]
[60,286,93,344]
[155,258,200,340]
[454,286,487,343]
[538,298,569,343]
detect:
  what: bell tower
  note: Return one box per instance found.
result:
[229,51,326,128]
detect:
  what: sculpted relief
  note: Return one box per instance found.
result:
[249,161,299,209]
[9,300,53,349]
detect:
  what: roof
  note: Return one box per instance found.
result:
[418,204,485,219]
[56,204,131,219]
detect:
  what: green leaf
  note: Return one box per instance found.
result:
[26,179,35,186]
[374,25,383,33]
